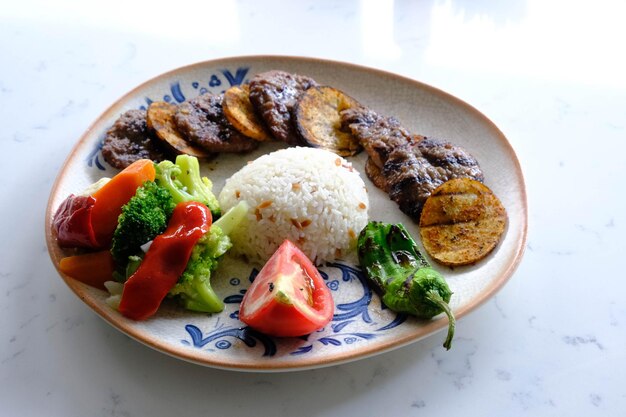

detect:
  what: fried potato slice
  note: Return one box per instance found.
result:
[223,84,272,141]
[146,101,211,158]
[294,86,362,157]
[419,178,507,266]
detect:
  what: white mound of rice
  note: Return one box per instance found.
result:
[218,147,369,265]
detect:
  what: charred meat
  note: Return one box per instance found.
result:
[364,157,390,192]
[101,109,170,169]
[340,106,421,168]
[174,93,259,153]
[383,138,484,220]
[341,106,484,221]
[248,70,318,145]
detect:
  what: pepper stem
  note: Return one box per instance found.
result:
[426,290,456,350]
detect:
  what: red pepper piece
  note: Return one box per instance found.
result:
[52,194,99,248]
[118,201,212,320]
[59,250,116,290]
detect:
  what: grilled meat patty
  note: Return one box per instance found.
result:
[101,109,169,169]
[249,70,318,145]
[174,93,259,153]
[364,157,390,192]
[383,138,484,220]
[340,106,421,168]
[341,106,484,220]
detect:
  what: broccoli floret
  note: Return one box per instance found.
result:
[155,155,221,219]
[168,201,249,313]
[168,226,231,312]
[110,180,175,267]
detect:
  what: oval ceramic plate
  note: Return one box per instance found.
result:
[45,56,527,371]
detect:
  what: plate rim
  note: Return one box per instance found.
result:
[45,54,528,371]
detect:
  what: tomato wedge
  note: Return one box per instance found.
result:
[239,240,334,337]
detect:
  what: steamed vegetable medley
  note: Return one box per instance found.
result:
[54,155,247,320]
[53,152,457,350]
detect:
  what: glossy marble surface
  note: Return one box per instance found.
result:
[1,0,624,416]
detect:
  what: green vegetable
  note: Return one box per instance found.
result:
[155,154,221,219]
[168,201,249,313]
[110,180,175,268]
[108,156,247,314]
[357,221,456,350]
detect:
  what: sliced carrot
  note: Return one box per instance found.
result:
[59,250,116,290]
[90,159,156,246]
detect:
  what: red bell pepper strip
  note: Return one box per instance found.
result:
[118,201,212,320]
[52,194,99,248]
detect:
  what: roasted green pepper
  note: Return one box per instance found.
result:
[357,221,456,350]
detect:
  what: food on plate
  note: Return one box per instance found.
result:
[146,101,212,158]
[341,106,416,169]
[110,180,176,267]
[239,240,334,337]
[107,155,235,317]
[58,250,116,290]
[118,201,212,320]
[52,159,156,248]
[222,84,273,141]
[153,154,221,218]
[248,70,318,145]
[218,147,369,265]
[56,67,509,345]
[364,157,389,192]
[54,156,248,320]
[106,200,246,318]
[90,159,157,246]
[419,178,507,266]
[294,86,362,156]
[167,200,248,313]
[52,194,99,248]
[341,106,484,220]
[174,93,259,153]
[357,221,456,350]
[101,109,170,169]
[383,138,484,221]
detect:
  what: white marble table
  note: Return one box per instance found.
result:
[2,1,624,416]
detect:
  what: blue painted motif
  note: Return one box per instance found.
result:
[223,290,245,305]
[86,139,106,170]
[291,345,313,355]
[221,68,249,86]
[208,75,221,87]
[376,313,408,331]
[170,82,186,103]
[184,323,276,356]
[327,262,373,323]
[327,279,340,291]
